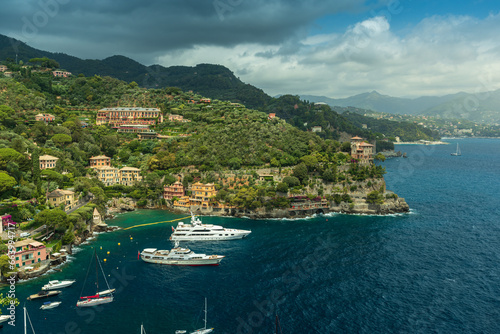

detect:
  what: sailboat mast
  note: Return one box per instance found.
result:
[24,306,26,334]
[204,297,207,329]
[95,251,99,294]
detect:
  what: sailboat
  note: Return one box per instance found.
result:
[176,298,213,334]
[76,250,115,307]
[451,143,461,156]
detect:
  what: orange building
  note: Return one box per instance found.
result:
[13,239,47,268]
[89,155,111,168]
[174,182,218,209]
[164,181,185,200]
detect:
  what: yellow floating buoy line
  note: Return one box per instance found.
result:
[123,216,190,231]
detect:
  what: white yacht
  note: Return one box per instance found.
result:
[170,213,251,241]
[141,242,224,266]
[42,279,76,291]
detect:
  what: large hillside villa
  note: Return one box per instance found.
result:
[96,107,163,127]
[350,136,374,164]
[39,155,59,170]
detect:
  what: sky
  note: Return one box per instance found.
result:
[1,0,500,98]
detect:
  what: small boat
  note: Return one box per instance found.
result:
[40,301,62,310]
[42,279,76,290]
[170,212,251,241]
[451,143,461,156]
[76,250,115,307]
[141,241,224,266]
[0,315,10,323]
[27,290,62,300]
[176,298,213,334]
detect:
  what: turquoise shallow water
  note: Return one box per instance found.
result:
[2,138,500,333]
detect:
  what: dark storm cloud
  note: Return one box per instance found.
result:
[0,0,366,63]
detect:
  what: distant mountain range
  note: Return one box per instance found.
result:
[301,90,500,125]
[2,33,499,125]
[0,34,272,109]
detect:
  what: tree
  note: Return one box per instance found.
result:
[0,172,16,193]
[51,133,72,147]
[35,209,68,230]
[292,163,308,184]
[62,223,75,245]
[276,182,289,193]
[340,141,351,153]
[366,191,384,204]
[282,176,300,187]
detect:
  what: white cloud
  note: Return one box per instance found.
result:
[156,13,500,98]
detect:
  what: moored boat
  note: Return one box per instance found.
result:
[141,242,224,266]
[42,279,76,290]
[40,301,62,310]
[27,290,62,300]
[170,212,251,241]
[76,250,115,307]
[0,315,10,323]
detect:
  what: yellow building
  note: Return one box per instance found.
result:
[120,167,142,186]
[39,155,59,170]
[173,182,218,210]
[96,166,120,186]
[47,189,77,211]
[89,155,111,168]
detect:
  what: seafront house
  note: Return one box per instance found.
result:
[39,155,59,170]
[174,182,218,210]
[350,136,374,164]
[119,167,142,186]
[96,107,163,127]
[89,155,111,168]
[47,189,77,211]
[34,113,56,123]
[163,181,185,200]
[13,239,47,268]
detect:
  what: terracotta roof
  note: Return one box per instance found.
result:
[359,142,374,147]
[120,167,140,171]
[14,239,45,248]
[351,136,364,140]
[90,155,110,160]
[39,155,59,160]
[47,189,74,198]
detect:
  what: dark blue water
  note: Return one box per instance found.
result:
[3,138,500,333]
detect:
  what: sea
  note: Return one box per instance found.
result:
[2,138,500,334]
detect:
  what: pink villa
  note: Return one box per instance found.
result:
[350,136,374,164]
[13,239,47,268]
[163,181,185,200]
[1,215,17,232]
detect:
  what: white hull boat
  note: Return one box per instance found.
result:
[170,212,251,241]
[40,301,62,310]
[141,242,224,266]
[42,279,76,290]
[76,251,114,307]
[77,295,114,307]
[0,315,10,323]
[177,298,214,334]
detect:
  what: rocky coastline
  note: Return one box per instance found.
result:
[105,192,410,220]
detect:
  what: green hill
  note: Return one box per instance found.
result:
[0,34,272,109]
